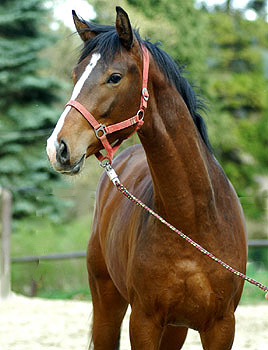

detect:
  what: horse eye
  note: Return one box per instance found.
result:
[107,73,122,84]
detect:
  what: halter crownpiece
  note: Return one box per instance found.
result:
[65,44,150,165]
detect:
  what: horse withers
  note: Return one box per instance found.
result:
[47,7,247,350]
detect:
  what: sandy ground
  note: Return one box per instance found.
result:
[1,294,268,350]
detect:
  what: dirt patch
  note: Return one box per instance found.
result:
[1,294,267,349]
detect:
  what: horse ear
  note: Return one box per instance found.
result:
[72,10,96,42]
[116,7,133,50]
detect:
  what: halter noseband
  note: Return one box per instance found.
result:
[65,45,150,165]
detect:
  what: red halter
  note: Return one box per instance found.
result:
[65,45,150,165]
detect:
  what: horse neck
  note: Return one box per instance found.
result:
[138,68,215,229]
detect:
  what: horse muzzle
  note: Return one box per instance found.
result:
[47,139,86,175]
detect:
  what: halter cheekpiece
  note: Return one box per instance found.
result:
[65,45,150,165]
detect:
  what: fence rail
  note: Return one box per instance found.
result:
[11,251,86,264]
[10,240,268,264]
[248,240,268,247]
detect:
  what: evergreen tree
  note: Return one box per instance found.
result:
[0,0,65,219]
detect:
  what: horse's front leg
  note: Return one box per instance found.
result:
[129,304,163,350]
[199,311,235,350]
[89,275,128,350]
[159,325,188,350]
[87,233,128,350]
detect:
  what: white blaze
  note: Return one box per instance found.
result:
[46,53,101,162]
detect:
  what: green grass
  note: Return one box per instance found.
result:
[12,215,92,256]
[36,287,91,300]
[11,215,93,298]
[240,262,268,305]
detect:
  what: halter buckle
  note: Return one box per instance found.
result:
[137,109,145,121]
[142,87,149,102]
[95,124,107,139]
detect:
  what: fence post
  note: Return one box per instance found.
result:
[0,187,12,299]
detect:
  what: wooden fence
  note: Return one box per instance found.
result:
[10,240,268,265]
[9,240,268,298]
[0,188,12,299]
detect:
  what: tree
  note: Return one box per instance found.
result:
[204,7,268,224]
[0,0,66,219]
[247,0,267,19]
[89,0,209,84]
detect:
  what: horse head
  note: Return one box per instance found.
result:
[46,7,146,174]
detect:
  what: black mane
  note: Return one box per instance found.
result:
[78,22,212,152]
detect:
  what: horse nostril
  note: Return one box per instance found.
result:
[57,139,70,165]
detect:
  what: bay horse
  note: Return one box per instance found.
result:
[46,7,247,349]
